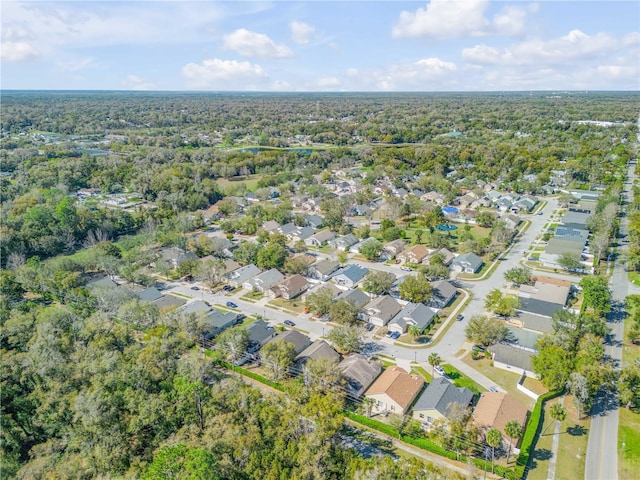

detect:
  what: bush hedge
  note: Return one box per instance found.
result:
[343,411,399,438]
[218,361,285,392]
[516,389,564,470]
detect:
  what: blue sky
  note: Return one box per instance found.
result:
[2,1,639,91]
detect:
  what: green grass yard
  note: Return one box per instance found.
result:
[619,408,640,480]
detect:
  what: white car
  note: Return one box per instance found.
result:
[434,365,446,376]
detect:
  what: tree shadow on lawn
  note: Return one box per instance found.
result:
[567,424,588,437]
[532,448,553,461]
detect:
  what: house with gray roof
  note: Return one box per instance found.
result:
[560,210,591,230]
[305,214,324,229]
[554,228,589,242]
[359,295,403,327]
[137,286,163,302]
[516,297,563,319]
[450,253,484,274]
[307,259,340,281]
[338,354,383,399]
[180,300,210,316]
[151,294,186,310]
[388,302,437,334]
[331,233,359,251]
[244,268,285,293]
[295,340,340,370]
[490,344,536,377]
[332,264,369,288]
[159,247,198,269]
[412,377,474,426]
[428,280,457,309]
[225,264,262,287]
[262,220,280,232]
[268,274,309,300]
[382,239,406,260]
[305,229,336,247]
[278,222,298,236]
[425,248,456,267]
[336,288,370,310]
[201,310,240,339]
[266,330,311,355]
[246,319,276,353]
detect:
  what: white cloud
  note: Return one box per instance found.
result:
[122,75,157,91]
[463,30,622,66]
[392,0,490,39]
[0,41,40,61]
[392,0,539,39]
[223,28,292,58]
[182,58,268,90]
[316,77,341,88]
[57,57,96,73]
[290,21,315,45]
[272,80,292,91]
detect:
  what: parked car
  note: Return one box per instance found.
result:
[400,266,412,272]
[434,365,446,376]
[385,330,393,337]
[365,323,374,331]
[489,386,498,392]
[226,301,238,308]
[538,211,543,215]
[222,285,233,292]
[190,286,200,290]
[284,320,296,327]
[456,314,464,321]
[390,331,401,339]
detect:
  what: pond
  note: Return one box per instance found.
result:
[436,223,458,231]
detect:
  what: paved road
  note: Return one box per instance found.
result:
[584,160,636,480]
[165,196,562,393]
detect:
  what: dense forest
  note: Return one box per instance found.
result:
[1,91,638,478]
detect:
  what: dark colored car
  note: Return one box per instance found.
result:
[190,286,200,290]
[226,301,238,308]
[284,320,296,327]
[222,285,234,292]
[365,323,374,331]
[456,314,464,321]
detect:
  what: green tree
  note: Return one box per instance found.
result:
[327,325,363,353]
[619,364,640,409]
[543,402,567,435]
[493,296,520,320]
[329,300,358,325]
[428,352,441,378]
[464,315,508,347]
[408,324,423,339]
[144,444,218,480]
[476,210,496,228]
[256,241,289,270]
[504,266,533,285]
[567,372,590,419]
[558,251,583,272]
[504,420,522,463]
[580,276,611,316]
[305,287,335,316]
[232,241,260,265]
[484,288,504,311]
[399,274,433,304]
[261,339,297,380]
[486,428,503,474]
[532,336,575,390]
[359,238,383,261]
[362,270,395,296]
[303,357,346,395]
[216,326,249,365]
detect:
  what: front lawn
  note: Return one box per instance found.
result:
[619,408,640,480]
[553,395,590,480]
[267,297,306,314]
[441,364,485,395]
[461,355,539,408]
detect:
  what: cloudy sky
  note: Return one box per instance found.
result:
[2,0,639,91]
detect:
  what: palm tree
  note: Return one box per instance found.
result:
[504,420,522,463]
[428,352,441,378]
[486,428,503,475]
[543,402,567,435]
[408,324,423,340]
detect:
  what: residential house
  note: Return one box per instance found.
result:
[305,214,324,229]
[201,309,241,339]
[332,264,369,288]
[457,193,477,208]
[428,280,458,309]
[490,343,536,378]
[350,204,372,217]
[359,295,403,327]
[539,237,591,272]
[295,339,341,371]
[302,283,342,303]
[382,239,406,260]
[350,237,381,255]
[502,213,521,230]
[159,247,199,269]
[338,354,383,399]
[331,234,360,251]
[266,330,311,356]
[512,297,564,335]
[199,256,240,277]
[137,286,163,303]
[412,377,475,426]
[450,253,484,274]
[336,288,370,310]
[560,210,591,230]
[518,277,570,307]
[268,274,310,300]
[288,226,315,243]
[262,220,280,233]
[425,248,456,267]
[365,366,424,415]
[225,264,261,288]
[421,191,445,205]
[513,196,537,212]
[305,229,335,247]
[472,392,530,452]
[397,245,429,264]
[278,222,298,237]
[307,259,340,281]
[244,268,285,293]
[247,319,276,353]
[152,294,187,310]
[496,197,513,212]
[388,302,437,334]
